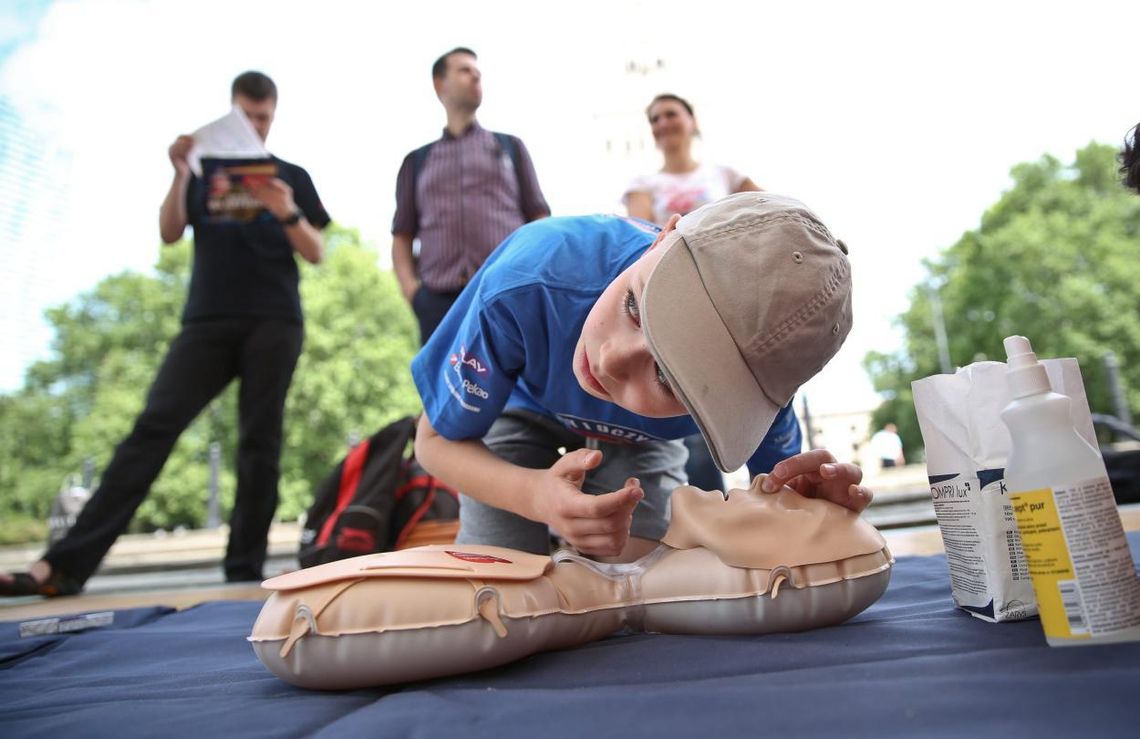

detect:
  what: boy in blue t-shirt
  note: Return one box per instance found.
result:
[411,192,869,560]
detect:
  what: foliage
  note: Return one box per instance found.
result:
[0,223,420,543]
[279,226,422,520]
[0,515,47,547]
[865,142,1140,456]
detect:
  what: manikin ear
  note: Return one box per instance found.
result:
[646,214,682,251]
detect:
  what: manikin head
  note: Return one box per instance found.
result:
[662,476,886,569]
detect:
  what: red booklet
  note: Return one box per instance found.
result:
[201,157,277,223]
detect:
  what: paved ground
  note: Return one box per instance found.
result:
[4,464,1138,622]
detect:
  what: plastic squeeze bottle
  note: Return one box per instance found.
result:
[1001,335,1140,646]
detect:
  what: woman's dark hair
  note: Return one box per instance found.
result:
[231,71,277,103]
[1121,123,1140,194]
[646,93,695,120]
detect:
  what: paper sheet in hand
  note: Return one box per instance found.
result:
[188,106,270,177]
[911,359,1100,622]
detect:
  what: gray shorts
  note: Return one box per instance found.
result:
[456,409,687,554]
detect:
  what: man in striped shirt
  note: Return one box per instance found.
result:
[392,47,550,345]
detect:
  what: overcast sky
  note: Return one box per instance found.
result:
[1,0,1137,416]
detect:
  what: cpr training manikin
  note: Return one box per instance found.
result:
[249,475,894,689]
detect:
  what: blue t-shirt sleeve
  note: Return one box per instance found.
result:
[410,286,526,442]
[745,402,802,477]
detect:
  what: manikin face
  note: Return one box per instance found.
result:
[648,98,697,151]
[436,52,483,113]
[572,217,688,419]
[233,93,276,142]
[663,477,886,570]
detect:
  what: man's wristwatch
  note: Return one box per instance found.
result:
[279,208,304,227]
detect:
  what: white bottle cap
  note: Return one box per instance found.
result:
[1004,335,1051,398]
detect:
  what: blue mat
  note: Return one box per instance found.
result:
[3,535,1139,738]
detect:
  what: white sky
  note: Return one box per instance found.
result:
[1,0,1137,417]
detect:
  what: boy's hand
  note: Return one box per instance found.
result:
[535,449,644,557]
[760,449,873,513]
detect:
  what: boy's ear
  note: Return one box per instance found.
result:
[647,214,682,251]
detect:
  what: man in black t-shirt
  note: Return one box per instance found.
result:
[1,71,331,597]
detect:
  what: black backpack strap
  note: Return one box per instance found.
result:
[492,131,518,168]
[410,142,435,226]
[492,132,526,210]
[412,142,435,182]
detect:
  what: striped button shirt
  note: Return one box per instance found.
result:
[391,122,549,292]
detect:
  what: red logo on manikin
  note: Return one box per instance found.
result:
[446,550,512,564]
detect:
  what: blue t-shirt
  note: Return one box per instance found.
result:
[410,214,801,475]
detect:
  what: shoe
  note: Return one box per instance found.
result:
[0,570,82,598]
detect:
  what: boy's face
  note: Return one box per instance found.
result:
[573,219,689,419]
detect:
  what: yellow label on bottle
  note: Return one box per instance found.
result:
[1010,488,1090,641]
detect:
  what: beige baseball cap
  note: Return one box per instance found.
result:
[641,192,853,472]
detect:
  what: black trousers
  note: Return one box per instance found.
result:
[45,317,304,584]
[412,285,463,346]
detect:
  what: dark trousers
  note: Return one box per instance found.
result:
[683,433,726,492]
[45,317,304,584]
[412,285,463,345]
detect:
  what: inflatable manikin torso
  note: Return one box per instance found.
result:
[249,476,894,690]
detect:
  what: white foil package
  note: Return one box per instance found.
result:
[911,359,1098,622]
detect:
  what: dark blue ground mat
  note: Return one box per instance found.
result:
[2,535,1138,738]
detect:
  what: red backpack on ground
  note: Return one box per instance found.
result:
[298,416,459,568]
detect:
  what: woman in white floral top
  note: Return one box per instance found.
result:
[623,93,765,492]
[624,93,763,226]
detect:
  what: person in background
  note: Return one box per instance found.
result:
[870,423,906,469]
[623,93,763,492]
[1120,122,1139,194]
[392,46,550,345]
[1,71,331,597]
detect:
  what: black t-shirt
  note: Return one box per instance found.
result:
[183,156,331,323]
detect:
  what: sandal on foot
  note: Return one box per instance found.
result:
[0,571,82,598]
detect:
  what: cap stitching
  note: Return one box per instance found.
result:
[753,261,847,353]
[751,259,850,356]
[687,212,837,245]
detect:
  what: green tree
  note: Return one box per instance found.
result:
[0,224,420,542]
[0,243,194,538]
[0,389,76,543]
[865,142,1140,455]
[278,225,422,520]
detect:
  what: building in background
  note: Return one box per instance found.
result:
[801,402,876,469]
[589,54,672,213]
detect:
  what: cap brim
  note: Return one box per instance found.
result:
[641,237,780,473]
